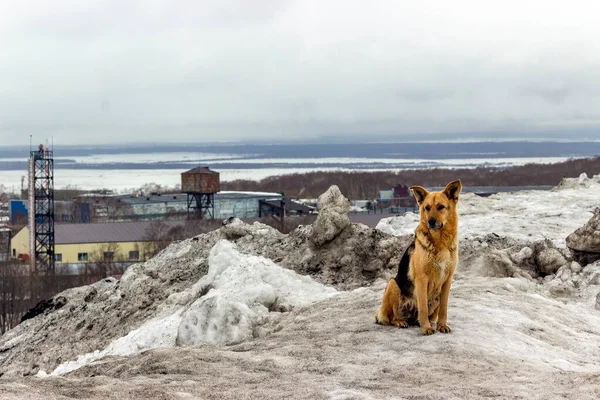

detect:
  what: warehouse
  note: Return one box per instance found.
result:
[10,220,185,265]
[9,190,286,223]
[98,190,286,221]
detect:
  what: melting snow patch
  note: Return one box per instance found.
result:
[177,240,338,345]
[48,240,337,375]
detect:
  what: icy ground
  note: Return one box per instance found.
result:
[1,176,600,399]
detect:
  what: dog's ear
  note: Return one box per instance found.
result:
[410,186,429,205]
[443,180,462,201]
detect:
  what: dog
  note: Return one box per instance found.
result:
[375,180,462,335]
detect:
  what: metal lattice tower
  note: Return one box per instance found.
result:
[28,145,55,295]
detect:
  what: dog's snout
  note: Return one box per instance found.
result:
[428,218,437,227]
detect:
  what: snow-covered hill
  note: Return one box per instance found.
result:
[1,178,599,399]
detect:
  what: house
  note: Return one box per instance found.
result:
[10,220,185,265]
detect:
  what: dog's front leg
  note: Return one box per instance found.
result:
[436,273,454,333]
[414,277,434,335]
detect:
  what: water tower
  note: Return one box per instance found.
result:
[181,167,220,219]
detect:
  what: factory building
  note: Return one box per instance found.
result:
[9,190,288,223]
[10,220,185,265]
[86,190,287,221]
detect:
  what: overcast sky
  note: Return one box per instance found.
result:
[1,0,600,145]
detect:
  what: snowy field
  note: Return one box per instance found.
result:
[0,175,599,399]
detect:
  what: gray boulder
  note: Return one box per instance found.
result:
[566,208,600,266]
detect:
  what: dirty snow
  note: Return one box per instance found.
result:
[44,240,337,376]
[1,176,600,399]
[376,174,600,247]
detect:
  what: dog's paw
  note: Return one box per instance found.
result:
[393,320,409,328]
[421,327,435,336]
[437,324,451,333]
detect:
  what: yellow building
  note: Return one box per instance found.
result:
[10,220,184,264]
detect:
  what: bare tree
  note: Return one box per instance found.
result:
[0,261,29,334]
[220,157,600,199]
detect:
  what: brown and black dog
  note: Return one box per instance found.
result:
[375,180,462,335]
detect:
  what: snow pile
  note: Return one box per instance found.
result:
[461,236,570,279]
[554,172,600,190]
[377,187,598,247]
[46,240,337,375]
[176,240,337,345]
[1,186,405,378]
[219,193,411,289]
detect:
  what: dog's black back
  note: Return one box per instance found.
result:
[394,241,415,297]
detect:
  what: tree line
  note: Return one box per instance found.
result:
[220,157,600,199]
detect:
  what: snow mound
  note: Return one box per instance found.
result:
[176,240,337,345]
[47,240,337,375]
[554,172,600,190]
[0,186,408,378]
[460,237,570,279]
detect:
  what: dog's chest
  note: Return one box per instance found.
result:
[434,259,448,274]
[431,251,455,281]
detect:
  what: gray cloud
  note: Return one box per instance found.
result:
[1,0,600,145]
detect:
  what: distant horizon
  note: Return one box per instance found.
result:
[2,131,600,149]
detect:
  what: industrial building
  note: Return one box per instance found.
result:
[8,166,291,223]
[8,189,291,222]
[8,166,310,224]
[91,190,289,221]
[10,220,185,265]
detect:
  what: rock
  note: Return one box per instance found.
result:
[555,265,572,282]
[510,247,533,265]
[596,292,600,311]
[566,208,600,266]
[310,185,351,246]
[548,281,575,297]
[581,264,600,286]
[20,296,69,323]
[569,261,582,273]
[535,245,567,276]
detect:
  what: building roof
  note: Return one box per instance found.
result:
[260,199,313,213]
[182,166,219,175]
[112,191,284,205]
[216,191,283,200]
[51,220,185,244]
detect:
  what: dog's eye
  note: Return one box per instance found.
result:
[425,205,431,211]
[437,205,445,211]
